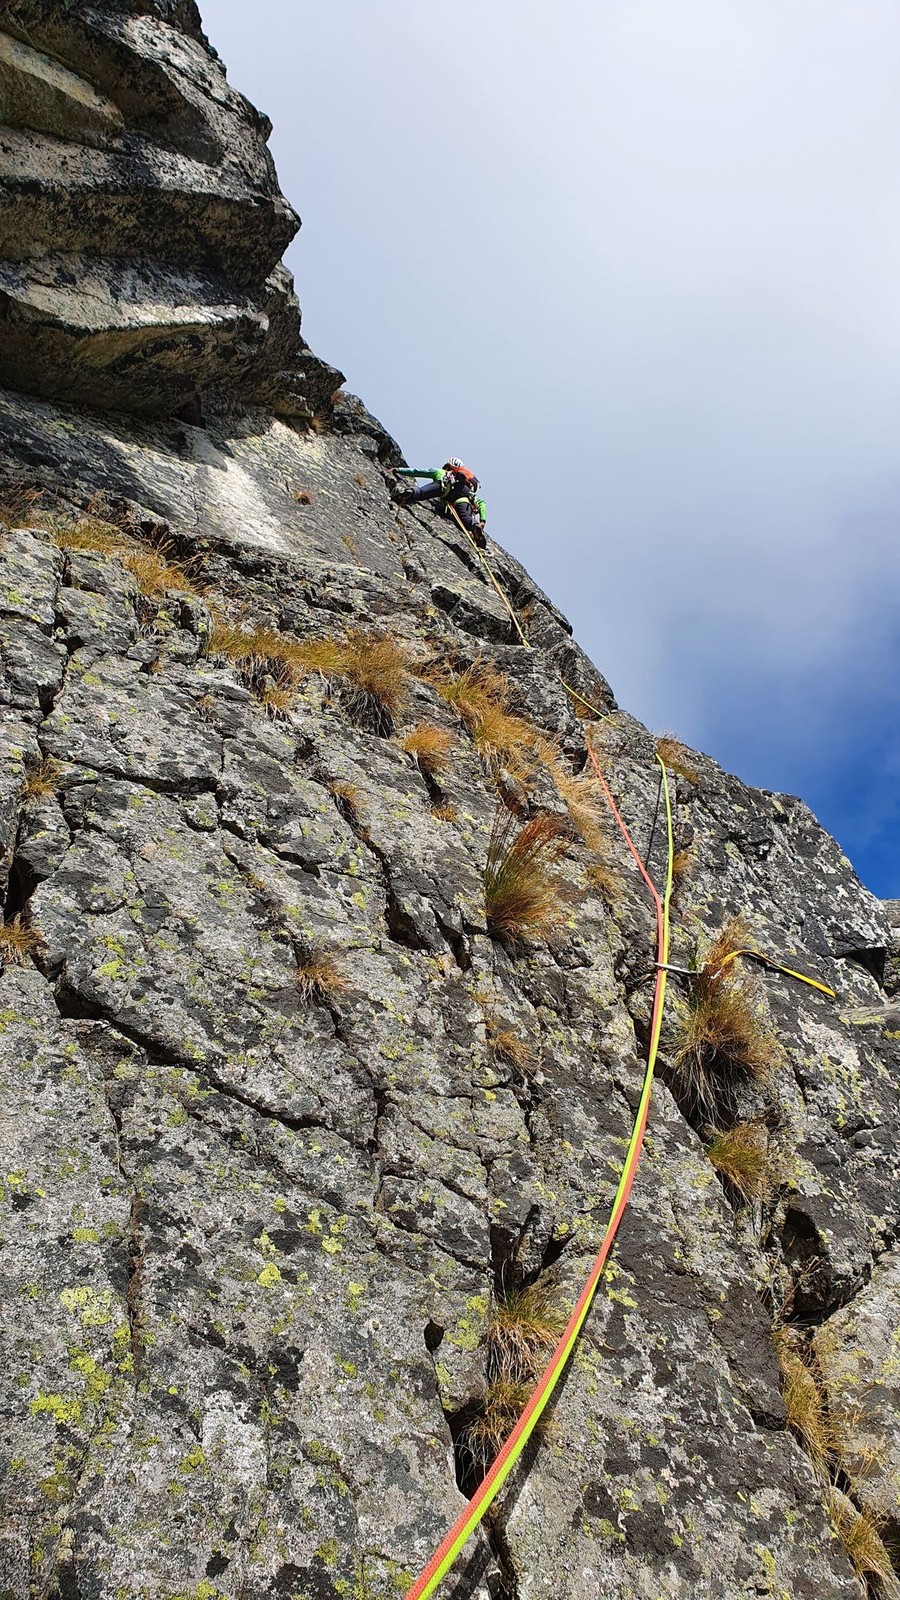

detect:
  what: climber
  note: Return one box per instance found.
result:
[395,458,488,548]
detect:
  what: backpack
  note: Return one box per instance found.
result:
[442,463,478,500]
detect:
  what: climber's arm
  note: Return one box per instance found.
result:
[395,467,442,481]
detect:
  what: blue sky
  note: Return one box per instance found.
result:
[201,1,900,898]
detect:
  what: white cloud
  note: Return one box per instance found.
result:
[202,0,900,880]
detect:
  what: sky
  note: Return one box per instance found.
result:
[201,1,900,898]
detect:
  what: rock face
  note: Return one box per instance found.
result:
[0,0,342,419]
[0,8,899,1600]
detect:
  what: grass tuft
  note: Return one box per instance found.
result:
[296,948,347,1005]
[458,1280,566,1477]
[295,631,409,724]
[0,915,43,966]
[826,1488,894,1586]
[485,1017,535,1073]
[673,916,776,1110]
[552,769,622,902]
[401,722,455,778]
[431,802,457,824]
[430,662,539,781]
[53,517,201,601]
[487,1282,568,1383]
[22,757,60,800]
[54,516,123,555]
[672,847,693,886]
[484,811,571,943]
[460,1378,537,1475]
[774,1332,834,1476]
[706,1122,774,1202]
[208,624,300,712]
[328,780,365,829]
[656,733,699,784]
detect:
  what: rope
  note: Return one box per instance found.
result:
[447,504,531,650]
[716,948,836,1000]
[403,752,674,1600]
[445,504,613,723]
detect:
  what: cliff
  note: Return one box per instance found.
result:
[1,7,899,1600]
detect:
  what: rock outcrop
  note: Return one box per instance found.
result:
[0,0,342,419]
[0,7,898,1600]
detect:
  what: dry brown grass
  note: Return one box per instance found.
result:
[53,517,201,601]
[656,733,699,784]
[296,949,347,1004]
[460,1378,536,1474]
[54,516,123,554]
[430,662,539,781]
[484,811,571,943]
[673,916,776,1109]
[401,722,455,777]
[458,1280,565,1477]
[552,769,622,903]
[291,487,315,505]
[485,1017,536,1072]
[0,484,51,529]
[294,632,409,722]
[487,1282,568,1383]
[706,1122,774,1202]
[120,543,199,599]
[431,802,457,824]
[208,624,301,713]
[774,1332,834,1476]
[258,676,296,720]
[328,780,365,828]
[22,757,60,801]
[0,916,42,966]
[196,693,217,723]
[672,847,693,886]
[826,1488,894,1586]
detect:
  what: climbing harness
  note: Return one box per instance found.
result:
[445,503,613,722]
[403,752,674,1600]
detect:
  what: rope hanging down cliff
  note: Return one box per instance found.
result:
[445,501,613,720]
[403,753,675,1600]
[447,502,835,1002]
